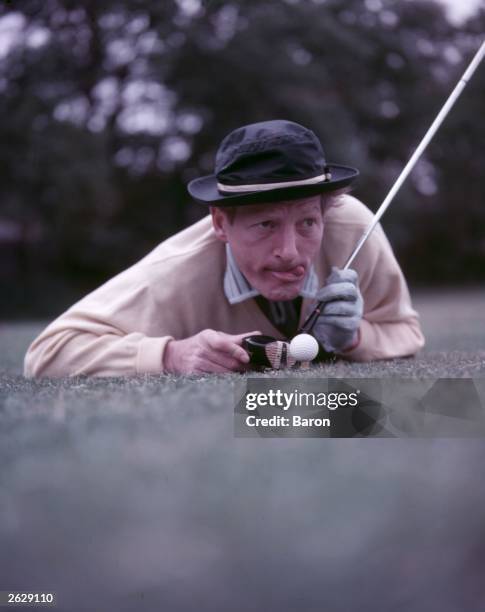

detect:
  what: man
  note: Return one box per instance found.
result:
[24,120,424,377]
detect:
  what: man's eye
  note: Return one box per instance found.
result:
[302,218,316,227]
[258,221,274,229]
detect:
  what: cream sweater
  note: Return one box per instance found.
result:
[24,196,425,377]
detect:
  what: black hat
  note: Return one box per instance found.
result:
[187,119,359,206]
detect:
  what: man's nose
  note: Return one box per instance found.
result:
[273,226,299,261]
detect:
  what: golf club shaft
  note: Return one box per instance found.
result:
[344,40,485,270]
[300,40,485,334]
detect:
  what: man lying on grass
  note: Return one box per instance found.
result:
[24,120,424,377]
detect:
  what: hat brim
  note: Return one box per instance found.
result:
[187,164,359,206]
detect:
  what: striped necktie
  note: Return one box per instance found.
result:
[254,296,302,340]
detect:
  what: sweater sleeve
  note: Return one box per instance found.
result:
[337,224,425,362]
[24,266,174,378]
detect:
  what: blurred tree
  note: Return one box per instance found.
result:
[0,0,483,317]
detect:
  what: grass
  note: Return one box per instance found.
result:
[1,290,485,611]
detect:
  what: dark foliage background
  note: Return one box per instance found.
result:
[0,0,484,317]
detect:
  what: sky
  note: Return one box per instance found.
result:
[437,0,483,23]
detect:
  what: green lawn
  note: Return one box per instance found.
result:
[1,290,485,611]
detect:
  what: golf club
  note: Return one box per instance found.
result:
[299,39,485,335]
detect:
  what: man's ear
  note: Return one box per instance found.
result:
[210,206,229,242]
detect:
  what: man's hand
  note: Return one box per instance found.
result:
[164,329,261,374]
[313,267,363,353]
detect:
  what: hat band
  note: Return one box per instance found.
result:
[217,172,332,194]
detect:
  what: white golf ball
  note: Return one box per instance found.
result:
[289,334,319,362]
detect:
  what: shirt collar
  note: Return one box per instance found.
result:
[223,243,320,305]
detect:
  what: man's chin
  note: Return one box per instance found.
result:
[260,283,302,301]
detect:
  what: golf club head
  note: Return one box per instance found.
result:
[242,335,297,370]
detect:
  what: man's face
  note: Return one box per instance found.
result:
[212,196,324,301]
